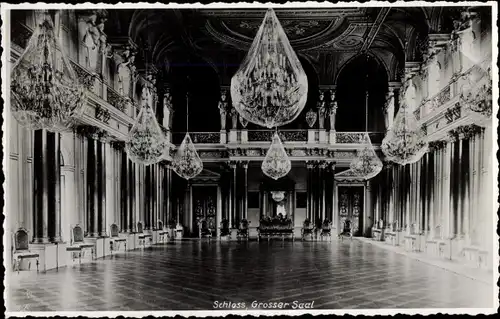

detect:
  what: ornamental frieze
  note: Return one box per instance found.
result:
[448,124,483,141]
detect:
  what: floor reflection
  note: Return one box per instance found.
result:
[7,240,494,311]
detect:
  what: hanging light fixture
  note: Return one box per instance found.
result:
[262,131,291,180]
[381,18,428,165]
[350,133,383,180]
[125,13,167,166]
[231,8,308,128]
[349,55,383,180]
[10,10,86,132]
[172,89,203,180]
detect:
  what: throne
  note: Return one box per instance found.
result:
[338,219,353,241]
[12,228,39,273]
[320,219,333,241]
[236,219,250,241]
[219,218,231,238]
[301,218,314,241]
[109,223,127,255]
[136,222,152,249]
[66,225,95,265]
[198,218,213,240]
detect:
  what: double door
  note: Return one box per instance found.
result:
[192,186,217,235]
[338,186,364,236]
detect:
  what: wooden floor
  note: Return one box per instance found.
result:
[7,240,494,311]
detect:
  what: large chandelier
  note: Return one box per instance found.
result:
[125,91,168,166]
[10,10,86,132]
[350,133,383,180]
[231,8,308,128]
[381,105,428,165]
[171,91,203,180]
[262,132,291,180]
[172,133,203,180]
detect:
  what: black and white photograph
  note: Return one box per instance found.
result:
[2,1,498,316]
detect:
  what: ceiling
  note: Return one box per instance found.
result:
[106,6,469,86]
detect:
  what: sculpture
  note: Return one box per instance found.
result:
[163,90,173,129]
[82,13,100,72]
[218,90,228,130]
[230,107,238,129]
[317,90,326,129]
[115,46,135,97]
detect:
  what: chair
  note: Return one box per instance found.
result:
[157,220,169,243]
[301,219,314,241]
[236,219,250,241]
[338,219,353,241]
[198,218,212,240]
[219,218,231,238]
[66,225,95,265]
[136,222,152,250]
[320,219,333,241]
[109,224,127,255]
[12,228,39,274]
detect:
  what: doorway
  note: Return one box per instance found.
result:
[337,186,364,236]
[192,186,217,236]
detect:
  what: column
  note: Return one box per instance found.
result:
[232,162,237,228]
[86,135,99,237]
[49,132,62,242]
[428,151,435,238]
[364,180,372,237]
[442,142,452,238]
[97,138,107,237]
[471,134,479,244]
[306,162,313,220]
[463,137,471,243]
[228,162,236,227]
[242,162,248,219]
[320,162,327,222]
[330,163,336,227]
[217,186,222,237]
[32,131,50,243]
[120,150,128,232]
[166,167,172,225]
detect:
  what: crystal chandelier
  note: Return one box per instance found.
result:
[10,10,86,132]
[231,8,308,128]
[125,93,168,166]
[350,133,383,180]
[262,132,291,180]
[172,92,203,180]
[381,105,428,165]
[172,133,203,180]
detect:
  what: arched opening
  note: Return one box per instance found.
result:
[168,56,221,134]
[336,54,388,132]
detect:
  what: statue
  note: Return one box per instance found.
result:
[378,219,384,229]
[163,90,173,129]
[328,100,337,131]
[230,107,238,129]
[116,47,135,98]
[317,90,326,129]
[218,90,228,130]
[82,13,100,72]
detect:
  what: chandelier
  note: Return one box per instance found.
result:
[10,10,86,132]
[262,132,291,180]
[172,133,203,180]
[231,8,308,128]
[271,191,286,202]
[381,105,428,165]
[171,91,203,180]
[125,94,168,166]
[350,133,383,180]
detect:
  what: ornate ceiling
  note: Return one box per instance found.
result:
[110,6,469,86]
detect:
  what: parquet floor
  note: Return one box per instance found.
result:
[7,240,494,311]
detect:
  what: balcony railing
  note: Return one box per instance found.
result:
[247,130,308,142]
[172,132,221,145]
